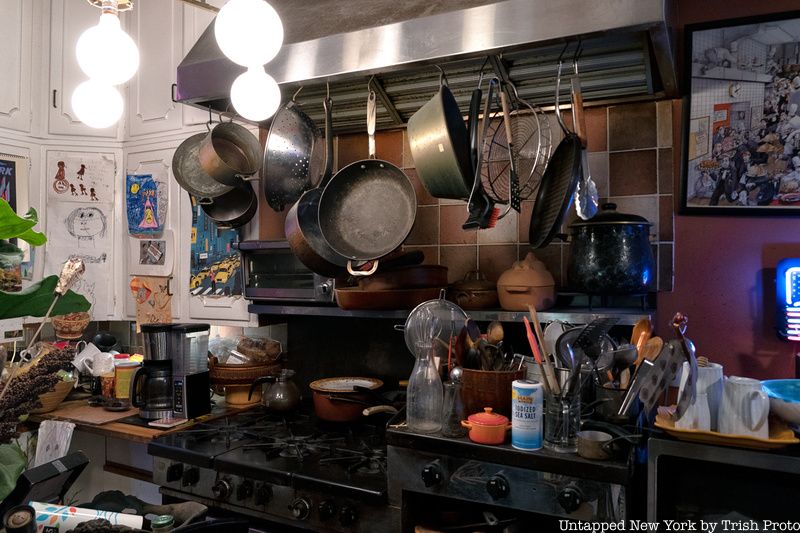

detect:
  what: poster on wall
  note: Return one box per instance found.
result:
[126,174,164,236]
[188,195,242,297]
[46,152,115,204]
[0,159,16,211]
[682,11,800,214]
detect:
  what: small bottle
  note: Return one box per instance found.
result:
[441,380,466,437]
[406,344,443,434]
[151,515,174,533]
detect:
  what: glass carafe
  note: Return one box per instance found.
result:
[441,380,466,437]
[407,347,443,433]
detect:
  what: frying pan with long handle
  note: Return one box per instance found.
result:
[284,97,351,277]
[529,59,582,249]
[318,90,417,276]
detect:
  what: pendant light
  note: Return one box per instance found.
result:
[214,0,284,121]
[72,0,138,129]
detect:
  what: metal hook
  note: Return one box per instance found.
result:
[434,65,448,87]
[367,75,375,92]
[477,56,490,88]
[572,37,583,73]
[557,41,571,63]
[326,81,330,99]
[291,86,303,102]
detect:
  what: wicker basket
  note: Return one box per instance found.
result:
[208,356,280,385]
[52,312,91,340]
[31,379,76,414]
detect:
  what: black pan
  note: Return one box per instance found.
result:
[284,96,350,277]
[318,91,416,276]
[529,60,582,248]
[200,182,257,228]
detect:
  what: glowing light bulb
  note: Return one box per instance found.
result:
[215,0,284,67]
[72,80,123,129]
[230,67,281,121]
[76,12,139,85]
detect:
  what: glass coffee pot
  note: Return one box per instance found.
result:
[249,369,301,412]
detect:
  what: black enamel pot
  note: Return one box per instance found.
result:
[566,203,655,295]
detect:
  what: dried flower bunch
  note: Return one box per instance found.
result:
[0,346,75,444]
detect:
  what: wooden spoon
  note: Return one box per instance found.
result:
[640,336,664,364]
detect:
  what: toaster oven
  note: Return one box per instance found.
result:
[235,241,335,303]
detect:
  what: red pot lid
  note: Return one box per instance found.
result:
[467,407,508,426]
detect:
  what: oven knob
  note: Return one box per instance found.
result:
[486,475,510,500]
[421,463,443,487]
[236,480,253,501]
[254,484,272,505]
[557,484,584,514]
[182,467,199,487]
[289,498,311,520]
[166,463,183,483]
[318,500,337,521]
[212,479,232,500]
[339,505,358,527]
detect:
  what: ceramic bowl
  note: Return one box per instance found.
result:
[762,379,800,425]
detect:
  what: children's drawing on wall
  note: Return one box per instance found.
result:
[47,152,115,204]
[126,174,164,237]
[684,14,800,212]
[130,276,172,329]
[139,239,166,266]
[189,196,242,297]
[45,202,114,318]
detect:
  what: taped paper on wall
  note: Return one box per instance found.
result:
[47,152,115,204]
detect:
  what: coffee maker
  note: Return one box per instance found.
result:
[170,323,211,419]
[131,324,173,420]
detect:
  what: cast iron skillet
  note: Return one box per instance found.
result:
[529,59,582,249]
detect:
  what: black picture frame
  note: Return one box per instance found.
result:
[680,10,800,215]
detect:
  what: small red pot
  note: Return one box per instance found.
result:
[460,407,511,445]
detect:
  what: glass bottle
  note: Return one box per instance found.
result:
[407,343,443,434]
[441,380,466,437]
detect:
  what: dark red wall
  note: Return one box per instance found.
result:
[657,0,800,378]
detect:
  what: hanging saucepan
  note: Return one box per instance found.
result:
[407,70,473,200]
[284,96,350,277]
[199,119,263,187]
[263,91,325,212]
[199,181,258,229]
[172,133,234,203]
[318,90,416,276]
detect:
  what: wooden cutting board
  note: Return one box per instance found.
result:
[45,400,138,425]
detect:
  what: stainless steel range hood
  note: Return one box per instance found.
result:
[176,0,676,131]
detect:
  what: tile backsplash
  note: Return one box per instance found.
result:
[260,99,676,293]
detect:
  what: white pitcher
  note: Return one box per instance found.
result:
[718,376,769,439]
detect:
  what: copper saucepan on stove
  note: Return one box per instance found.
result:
[309,377,386,422]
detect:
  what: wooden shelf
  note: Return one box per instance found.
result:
[248,304,653,326]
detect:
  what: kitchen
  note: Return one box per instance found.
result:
[1,0,800,531]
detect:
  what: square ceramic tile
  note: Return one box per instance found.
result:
[608,102,657,151]
[402,129,414,169]
[518,200,534,243]
[375,130,403,167]
[405,205,439,246]
[259,204,288,240]
[657,101,673,148]
[609,150,657,196]
[401,245,439,265]
[658,243,674,292]
[478,244,518,283]
[605,195,659,240]
[440,246,478,283]
[658,195,673,241]
[585,107,607,152]
[588,151,609,198]
[525,243,563,287]
[658,148,673,194]
[478,209,518,244]
[440,204,477,244]
[336,132,368,170]
[405,168,438,206]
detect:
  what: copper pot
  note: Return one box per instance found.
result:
[448,270,498,310]
[309,377,383,422]
[199,121,262,187]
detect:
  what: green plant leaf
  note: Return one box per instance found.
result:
[0,199,47,245]
[0,443,27,502]
[0,275,91,320]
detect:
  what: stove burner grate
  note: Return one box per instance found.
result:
[319,442,387,475]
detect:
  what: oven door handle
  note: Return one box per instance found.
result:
[436,515,518,532]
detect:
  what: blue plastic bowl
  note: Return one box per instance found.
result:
[762,379,800,425]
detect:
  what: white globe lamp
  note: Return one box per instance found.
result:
[76,6,139,85]
[72,80,124,129]
[230,67,281,121]
[214,0,284,67]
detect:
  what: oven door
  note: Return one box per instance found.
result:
[237,241,335,302]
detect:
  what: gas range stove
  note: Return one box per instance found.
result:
[148,409,396,532]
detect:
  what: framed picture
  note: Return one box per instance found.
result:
[681,10,800,215]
